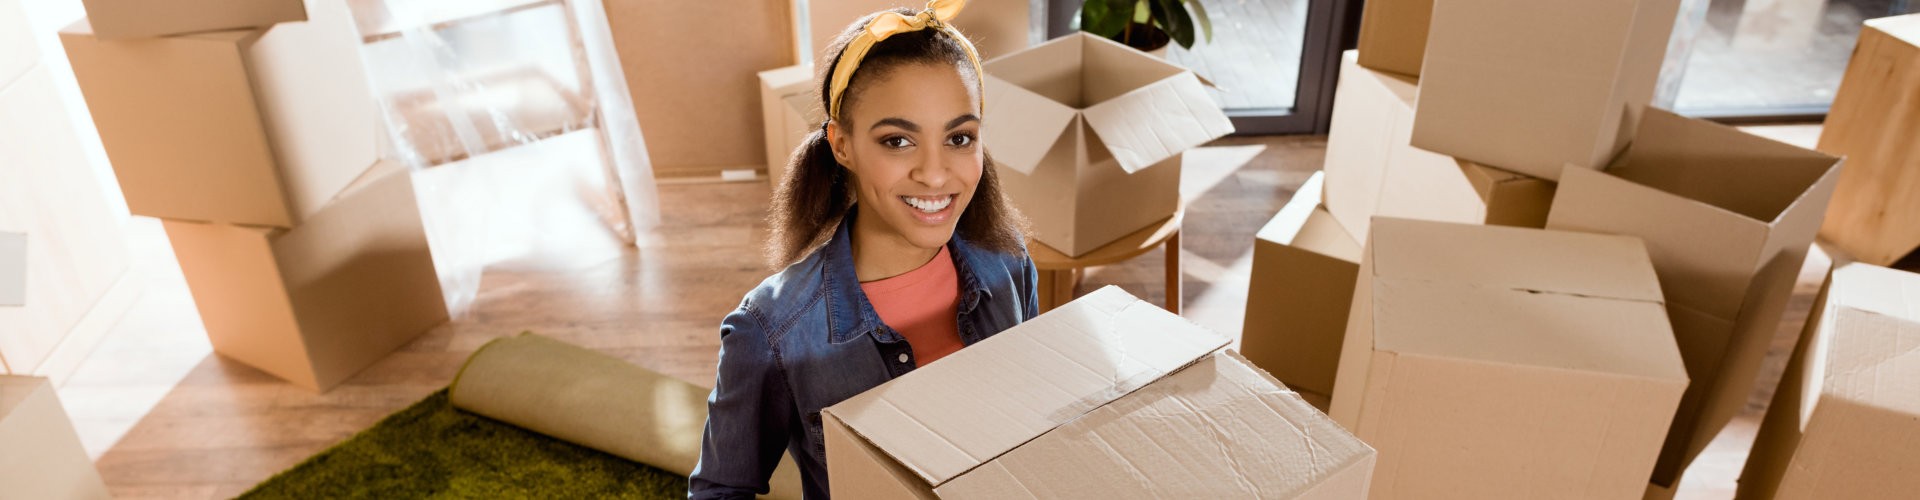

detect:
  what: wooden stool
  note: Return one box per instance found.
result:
[1028,205,1184,314]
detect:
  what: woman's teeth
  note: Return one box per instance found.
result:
[901,195,953,213]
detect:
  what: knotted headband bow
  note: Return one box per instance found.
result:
[826,0,986,121]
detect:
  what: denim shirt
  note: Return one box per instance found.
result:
[688,211,1039,499]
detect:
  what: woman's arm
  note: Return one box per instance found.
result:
[1019,253,1039,319]
[689,305,796,500]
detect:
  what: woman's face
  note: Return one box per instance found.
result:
[829,62,984,251]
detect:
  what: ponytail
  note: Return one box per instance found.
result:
[766,127,853,268]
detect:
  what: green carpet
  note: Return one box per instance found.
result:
[241,389,686,499]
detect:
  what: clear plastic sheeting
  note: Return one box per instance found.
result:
[346,0,660,316]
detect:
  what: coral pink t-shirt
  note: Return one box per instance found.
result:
[859,246,964,367]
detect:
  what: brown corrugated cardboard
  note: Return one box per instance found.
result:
[1737,263,1920,500]
[1545,108,1842,488]
[983,33,1233,256]
[758,63,824,182]
[0,376,110,499]
[0,231,20,307]
[803,0,1031,61]
[0,66,130,375]
[78,0,305,40]
[1816,14,1920,266]
[1410,0,1680,180]
[825,286,1376,498]
[1323,51,1555,238]
[1239,171,1359,407]
[1329,218,1688,499]
[60,0,377,228]
[165,162,448,392]
[1355,0,1431,77]
[0,0,34,88]
[605,0,795,178]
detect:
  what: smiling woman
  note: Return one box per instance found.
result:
[687,2,1041,499]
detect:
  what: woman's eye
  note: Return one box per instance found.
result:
[947,133,975,147]
[881,136,913,149]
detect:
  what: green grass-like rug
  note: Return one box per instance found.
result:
[241,389,686,499]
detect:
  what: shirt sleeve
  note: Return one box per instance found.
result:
[689,304,797,500]
[1019,252,1040,320]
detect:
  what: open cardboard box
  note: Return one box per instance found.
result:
[825,286,1375,498]
[758,64,823,183]
[1738,263,1920,499]
[79,0,305,39]
[60,0,376,228]
[1410,0,1680,180]
[983,32,1233,257]
[165,162,448,392]
[1323,51,1555,239]
[1330,218,1687,498]
[0,376,110,499]
[1239,171,1359,409]
[1816,14,1920,266]
[1545,108,1842,488]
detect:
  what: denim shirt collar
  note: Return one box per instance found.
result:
[823,208,996,345]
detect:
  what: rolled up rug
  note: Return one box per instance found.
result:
[450,332,804,499]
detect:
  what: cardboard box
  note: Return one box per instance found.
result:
[60,0,377,228]
[983,33,1233,256]
[0,66,130,374]
[825,286,1375,498]
[165,162,448,391]
[1239,171,1359,407]
[1738,263,1920,499]
[1410,0,1680,180]
[0,231,21,307]
[1323,51,1555,238]
[1329,218,1688,498]
[1816,14,1920,266]
[0,0,35,88]
[1544,108,1842,487]
[758,63,824,182]
[0,376,110,499]
[605,0,795,178]
[802,0,1031,61]
[1355,0,1431,77]
[79,0,306,40]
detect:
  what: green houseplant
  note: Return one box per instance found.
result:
[1078,0,1214,53]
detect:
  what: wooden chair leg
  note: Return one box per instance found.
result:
[1164,230,1181,315]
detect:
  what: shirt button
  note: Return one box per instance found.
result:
[897,353,910,364]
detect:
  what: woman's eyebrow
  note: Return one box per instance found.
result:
[945,114,980,131]
[870,118,919,133]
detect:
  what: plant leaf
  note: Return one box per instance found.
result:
[1080,0,1130,37]
[1153,0,1195,49]
[1185,0,1213,43]
[1134,0,1151,24]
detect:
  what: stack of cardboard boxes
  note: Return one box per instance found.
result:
[1242,0,1853,495]
[59,0,448,392]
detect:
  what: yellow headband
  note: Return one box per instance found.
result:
[827,0,986,121]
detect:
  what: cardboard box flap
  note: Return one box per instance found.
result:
[822,286,1228,487]
[1616,108,1841,224]
[1375,276,1687,381]
[1258,172,1362,261]
[1368,217,1665,302]
[1823,264,1920,414]
[758,64,814,94]
[932,351,1375,498]
[983,74,1077,175]
[1081,71,1235,173]
[1868,13,1920,47]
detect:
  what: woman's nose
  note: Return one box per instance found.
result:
[910,149,951,187]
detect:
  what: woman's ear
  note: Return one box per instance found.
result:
[826,122,854,168]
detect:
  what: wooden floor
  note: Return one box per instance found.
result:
[61,130,1832,499]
